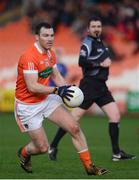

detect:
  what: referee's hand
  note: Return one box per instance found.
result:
[100,58,112,67]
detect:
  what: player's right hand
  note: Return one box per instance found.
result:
[53,85,74,100]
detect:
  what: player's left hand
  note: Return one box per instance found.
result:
[53,85,74,100]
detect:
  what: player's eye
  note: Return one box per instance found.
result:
[41,34,54,37]
[44,34,49,37]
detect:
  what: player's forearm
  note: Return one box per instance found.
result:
[53,75,67,86]
[27,82,55,94]
[51,71,67,86]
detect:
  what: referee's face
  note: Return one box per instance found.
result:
[88,20,102,38]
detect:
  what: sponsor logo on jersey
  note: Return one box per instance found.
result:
[97,48,103,52]
[80,49,87,57]
[38,67,53,78]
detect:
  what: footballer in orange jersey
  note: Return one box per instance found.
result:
[15,43,57,103]
[14,21,108,176]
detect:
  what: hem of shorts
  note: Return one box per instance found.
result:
[99,99,115,107]
[46,102,63,118]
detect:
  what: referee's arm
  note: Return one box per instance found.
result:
[88,50,110,62]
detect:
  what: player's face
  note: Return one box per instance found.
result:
[87,20,102,38]
[37,27,54,50]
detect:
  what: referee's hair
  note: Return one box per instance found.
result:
[34,22,52,35]
[87,16,102,27]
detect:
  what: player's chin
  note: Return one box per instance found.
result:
[46,45,53,49]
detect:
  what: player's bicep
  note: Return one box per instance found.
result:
[21,56,39,91]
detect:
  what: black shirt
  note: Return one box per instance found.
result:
[79,35,110,81]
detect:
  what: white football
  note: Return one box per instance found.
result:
[63,86,84,108]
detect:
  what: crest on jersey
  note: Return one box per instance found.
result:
[44,58,50,67]
[40,58,50,66]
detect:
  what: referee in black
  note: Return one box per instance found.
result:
[48,16,136,161]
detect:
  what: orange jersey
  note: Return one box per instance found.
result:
[15,43,57,103]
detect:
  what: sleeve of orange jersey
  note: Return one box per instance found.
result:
[20,54,38,73]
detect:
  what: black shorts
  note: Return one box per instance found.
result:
[79,77,115,110]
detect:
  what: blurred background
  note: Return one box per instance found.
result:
[0,0,139,115]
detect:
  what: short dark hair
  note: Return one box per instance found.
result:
[34,22,52,35]
[87,16,102,27]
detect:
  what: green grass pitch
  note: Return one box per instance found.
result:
[0,112,139,179]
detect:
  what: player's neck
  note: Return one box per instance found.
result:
[35,41,49,54]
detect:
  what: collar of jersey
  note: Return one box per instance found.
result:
[88,35,101,41]
[34,42,48,55]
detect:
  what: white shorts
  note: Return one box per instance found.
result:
[14,94,63,132]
